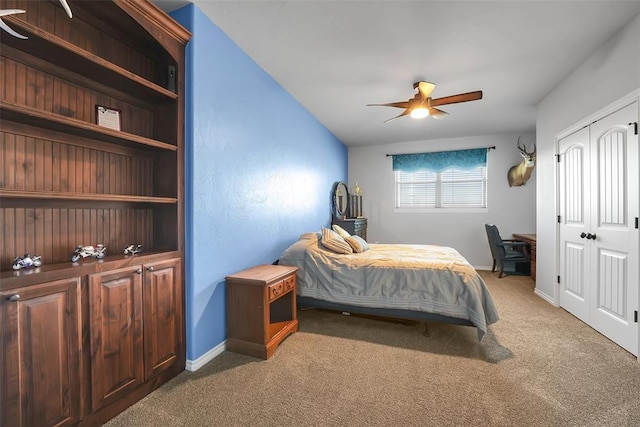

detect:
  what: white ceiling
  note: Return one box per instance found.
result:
[153,1,640,147]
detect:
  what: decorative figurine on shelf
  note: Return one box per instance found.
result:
[354,181,362,196]
[352,181,364,218]
[124,244,143,255]
[71,244,106,263]
[12,254,42,270]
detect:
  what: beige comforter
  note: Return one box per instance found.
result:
[279,233,499,340]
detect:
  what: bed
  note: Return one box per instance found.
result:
[278,232,499,340]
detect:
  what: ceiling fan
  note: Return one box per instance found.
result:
[367,81,483,123]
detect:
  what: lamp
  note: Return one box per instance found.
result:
[410,107,429,119]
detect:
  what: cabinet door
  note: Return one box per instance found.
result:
[1,278,82,427]
[143,258,184,379]
[89,267,144,412]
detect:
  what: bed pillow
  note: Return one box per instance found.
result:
[331,224,351,239]
[345,235,370,253]
[321,227,353,254]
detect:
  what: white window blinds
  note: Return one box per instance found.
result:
[392,148,490,209]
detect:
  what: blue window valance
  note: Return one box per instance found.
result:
[391,148,488,173]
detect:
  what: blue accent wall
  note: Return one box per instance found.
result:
[171,5,347,361]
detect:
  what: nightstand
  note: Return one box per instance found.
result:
[225,264,299,359]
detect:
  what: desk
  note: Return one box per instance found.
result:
[512,233,536,281]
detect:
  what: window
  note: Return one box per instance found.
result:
[391,147,490,210]
[395,167,487,209]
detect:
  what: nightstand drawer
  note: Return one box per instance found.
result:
[283,275,295,292]
[269,281,285,301]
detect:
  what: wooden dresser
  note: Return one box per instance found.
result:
[332,218,368,240]
[226,265,299,359]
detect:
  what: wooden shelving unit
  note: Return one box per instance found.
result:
[0,0,188,269]
[0,1,190,425]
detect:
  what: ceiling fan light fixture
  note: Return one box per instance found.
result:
[367,82,482,123]
[410,107,429,119]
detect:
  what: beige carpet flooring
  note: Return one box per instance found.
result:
[104,271,640,427]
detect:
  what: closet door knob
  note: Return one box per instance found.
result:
[589,233,597,240]
[580,232,587,239]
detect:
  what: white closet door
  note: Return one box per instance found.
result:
[558,101,638,356]
[559,127,591,323]
[588,102,638,355]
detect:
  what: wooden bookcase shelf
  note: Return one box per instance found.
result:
[0,250,183,290]
[1,102,178,151]
[0,2,189,424]
[1,16,178,102]
[0,189,178,204]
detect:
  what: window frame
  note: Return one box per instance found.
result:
[394,164,489,214]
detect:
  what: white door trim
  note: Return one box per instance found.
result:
[556,89,640,141]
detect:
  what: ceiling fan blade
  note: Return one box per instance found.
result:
[431,90,483,107]
[428,107,449,120]
[384,109,411,123]
[367,101,409,109]
[413,81,436,100]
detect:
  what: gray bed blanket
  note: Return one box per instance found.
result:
[279,233,499,340]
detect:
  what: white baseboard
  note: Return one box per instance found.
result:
[534,288,556,306]
[185,340,226,372]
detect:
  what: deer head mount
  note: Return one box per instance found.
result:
[507,137,536,187]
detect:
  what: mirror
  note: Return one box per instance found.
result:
[331,181,350,219]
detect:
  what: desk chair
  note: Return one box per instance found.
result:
[484,223,530,278]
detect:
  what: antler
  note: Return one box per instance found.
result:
[0,9,27,39]
[59,0,72,18]
[517,136,536,156]
[1,1,71,39]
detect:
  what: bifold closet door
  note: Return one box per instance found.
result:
[559,101,639,356]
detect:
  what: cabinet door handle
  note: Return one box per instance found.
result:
[136,268,143,274]
[147,266,154,272]
[7,294,20,301]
